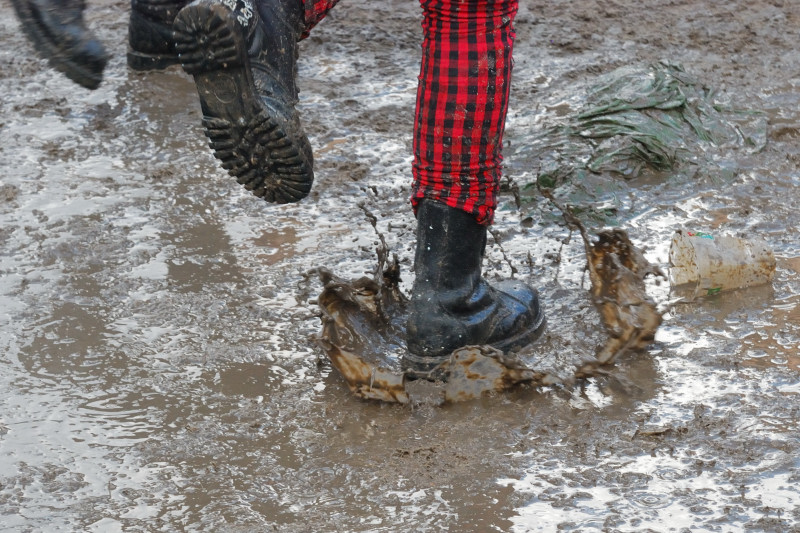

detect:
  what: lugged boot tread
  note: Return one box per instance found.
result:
[173,1,313,204]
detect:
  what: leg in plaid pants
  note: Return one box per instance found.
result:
[301,0,544,372]
[303,0,516,224]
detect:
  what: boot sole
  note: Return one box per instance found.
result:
[400,353,449,382]
[10,0,107,90]
[172,1,313,204]
[402,307,547,381]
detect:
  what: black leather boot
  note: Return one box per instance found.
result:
[11,0,108,90]
[172,0,314,204]
[404,200,546,377]
[128,0,191,71]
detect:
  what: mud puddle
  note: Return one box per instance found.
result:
[1,0,800,531]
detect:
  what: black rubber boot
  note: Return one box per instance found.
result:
[128,0,191,71]
[172,0,314,204]
[10,0,108,90]
[403,200,546,378]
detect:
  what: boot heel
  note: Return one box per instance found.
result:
[173,0,313,204]
[173,1,249,74]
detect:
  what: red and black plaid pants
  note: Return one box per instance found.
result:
[303,0,517,226]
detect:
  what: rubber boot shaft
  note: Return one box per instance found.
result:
[404,200,545,375]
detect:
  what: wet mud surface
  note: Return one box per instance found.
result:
[1,1,800,531]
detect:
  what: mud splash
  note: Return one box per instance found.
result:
[317,206,662,403]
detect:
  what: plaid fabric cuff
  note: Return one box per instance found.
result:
[301,0,340,38]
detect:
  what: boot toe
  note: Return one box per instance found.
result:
[487,281,546,353]
[11,0,108,89]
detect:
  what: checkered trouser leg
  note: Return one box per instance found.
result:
[301,0,340,38]
[411,0,518,226]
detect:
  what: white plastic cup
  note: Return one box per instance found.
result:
[669,230,776,294]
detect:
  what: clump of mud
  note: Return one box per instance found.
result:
[316,206,663,404]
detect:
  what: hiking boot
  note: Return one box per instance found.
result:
[403,200,546,378]
[128,0,191,71]
[11,0,108,90]
[172,0,314,204]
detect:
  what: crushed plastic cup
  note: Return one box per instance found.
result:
[669,230,776,294]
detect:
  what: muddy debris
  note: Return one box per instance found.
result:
[519,61,767,226]
[0,184,18,202]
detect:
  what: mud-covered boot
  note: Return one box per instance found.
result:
[172,0,314,204]
[10,0,108,90]
[403,200,546,378]
[128,0,191,70]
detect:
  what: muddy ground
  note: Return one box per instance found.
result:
[1,1,799,531]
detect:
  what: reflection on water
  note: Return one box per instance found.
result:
[1,0,799,531]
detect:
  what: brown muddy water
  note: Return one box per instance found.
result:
[1,1,799,531]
